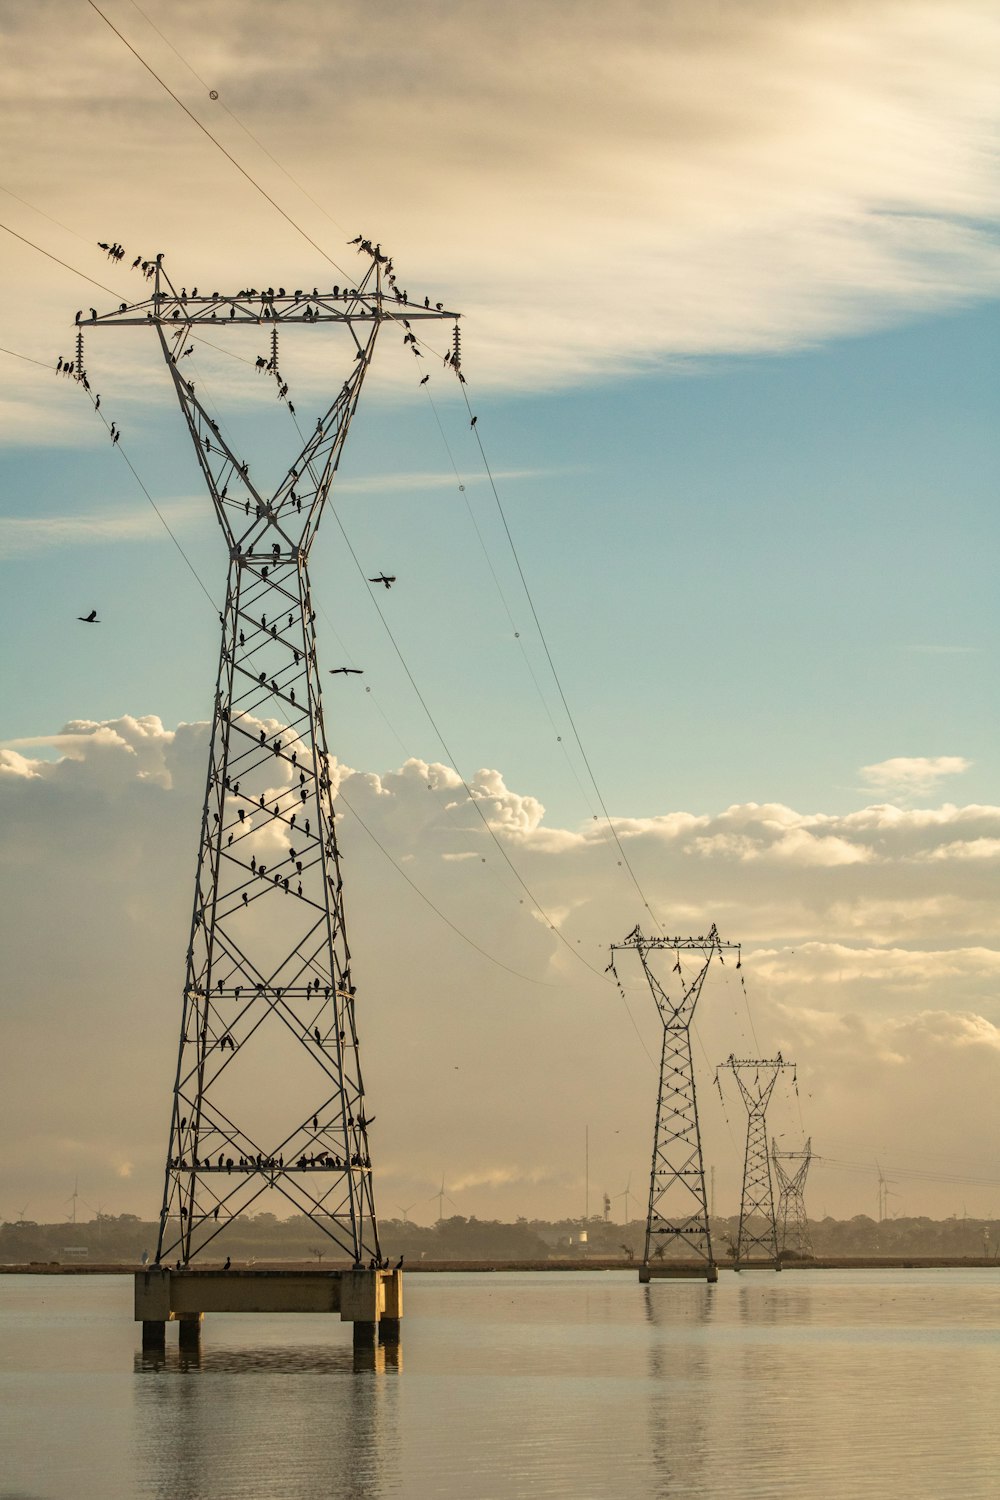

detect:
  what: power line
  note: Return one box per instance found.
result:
[422,383,601,820]
[334,783,557,986]
[124,0,352,240]
[0,344,53,371]
[84,0,354,282]
[0,183,92,247]
[80,381,218,610]
[458,379,667,938]
[0,220,122,296]
[318,477,606,978]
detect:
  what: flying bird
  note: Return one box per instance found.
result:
[77,609,100,623]
[329,667,363,675]
[368,574,395,589]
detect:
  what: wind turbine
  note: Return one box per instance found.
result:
[396,1202,418,1225]
[65,1177,80,1225]
[616,1174,633,1227]
[430,1175,458,1223]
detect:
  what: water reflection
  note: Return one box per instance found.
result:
[133,1332,400,1499]
[642,1283,714,1495]
[133,1341,401,1375]
[641,1280,717,1330]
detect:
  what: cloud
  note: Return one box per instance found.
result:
[0,497,205,558]
[2,1,999,399]
[334,468,560,497]
[859,755,972,798]
[3,712,1000,1224]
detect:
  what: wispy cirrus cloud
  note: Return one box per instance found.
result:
[0,497,205,558]
[335,467,561,496]
[859,755,972,800]
[2,1,1000,400]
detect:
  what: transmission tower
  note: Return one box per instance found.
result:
[83,249,458,1268]
[717,1055,795,1269]
[609,924,740,1283]
[772,1136,813,1258]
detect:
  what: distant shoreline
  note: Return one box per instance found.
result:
[3,1256,998,1275]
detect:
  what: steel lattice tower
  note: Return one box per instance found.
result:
[717,1055,795,1269]
[82,250,457,1267]
[609,924,740,1283]
[772,1137,813,1258]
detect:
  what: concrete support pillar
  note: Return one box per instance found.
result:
[178,1313,203,1349]
[353,1320,377,1349]
[707,1263,719,1284]
[141,1320,166,1351]
[380,1269,402,1343]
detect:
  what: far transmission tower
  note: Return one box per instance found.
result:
[609,924,740,1283]
[82,247,458,1267]
[717,1055,795,1269]
[772,1136,813,1258]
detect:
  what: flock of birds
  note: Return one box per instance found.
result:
[72,239,482,671]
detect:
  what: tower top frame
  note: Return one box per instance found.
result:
[76,248,460,329]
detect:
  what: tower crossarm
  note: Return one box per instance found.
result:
[717,1054,794,1114]
[77,256,459,328]
[610,924,740,1029]
[772,1135,812,1194]
[78,255,463,559]
[611,923,741,960]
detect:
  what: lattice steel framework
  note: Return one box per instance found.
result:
[83,250,458,1266]
[772,1136,814,1258]
[717,1055,795,1269]
[609,924,740,1281]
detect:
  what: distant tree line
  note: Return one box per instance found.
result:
[3,1211,999,1266]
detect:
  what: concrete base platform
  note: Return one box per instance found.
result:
[639,1262,718,1283]
[135,1267,402,1344]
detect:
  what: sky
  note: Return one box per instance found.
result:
[1,0,999,1230]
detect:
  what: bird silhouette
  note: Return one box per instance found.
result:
[329,667,363,675]
[368,574,396,589]
[77,609,100,623]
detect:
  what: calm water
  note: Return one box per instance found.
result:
[2,1269,999,1498]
